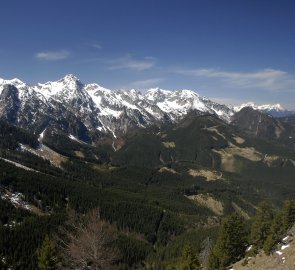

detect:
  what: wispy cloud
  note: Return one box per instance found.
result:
[91,43,102,49]
[35,50,70,61]
[131,78,164,88]
[107,54,156,71]
[176,68,295,91]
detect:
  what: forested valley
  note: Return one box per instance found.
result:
[0,113,295,270]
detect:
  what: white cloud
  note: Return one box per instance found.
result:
[91,43,102,49]
[35,50,70,61]
[176,68,295,91]
[131,78,164,88]
[107,54,156,71]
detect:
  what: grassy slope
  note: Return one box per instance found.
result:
[232,227,295,270]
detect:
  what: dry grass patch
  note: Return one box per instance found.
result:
[188,168,223,181]
[263,154,281,167]
[215,150,236,173]
[159,167,178,174]
[227,145,262,161]
[162,141,176,148]
[74,151,85,158]
[203,125,227,140]
[232,202,250,220]
[92,164,118,172]
[35,144,67,167]
[233,136,245,144]
[187,194,223,216]
[213,144,262,172]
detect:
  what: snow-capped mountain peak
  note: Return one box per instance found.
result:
[34,74,85,100]
[0,74,266,141]
[234,102,293,117]
[84,83,112,94]
[57,74,82,89]
[0,77,28,93]
[257,103,284,111]
[0,77,27,86]
[145,87,173,102]
[62,74,79,82]
[126,89,142,101]
[234,102,285,112]
[177,89,199,99]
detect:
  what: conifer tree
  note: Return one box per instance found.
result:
[180,244,200,270]
[250,201,274,253]
[37,235,59,270]
[208,213,248,270]
[281,199,295,231]
[263,213,283,255]
[263,199,295,255]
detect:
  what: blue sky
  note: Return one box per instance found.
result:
[1,0,295,108]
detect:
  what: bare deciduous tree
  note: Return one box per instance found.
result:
[58,209,119,270]
[200,237,213,269]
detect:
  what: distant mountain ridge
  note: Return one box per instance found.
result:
[0,74,293,143]
[0,74,233,142]
[234,102,295,117]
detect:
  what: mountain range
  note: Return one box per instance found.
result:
[0,74,293,143]
[1,75,295,269]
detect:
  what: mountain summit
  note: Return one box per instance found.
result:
[0,75,292,142]
[0,75,234,141]
[234,102,294,117]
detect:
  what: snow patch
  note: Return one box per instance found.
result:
[234,102,285,112]
[281,244,290,250]
[1,190,32,211]
[246,245,253,252]
[68,134,87,144]
[276,251,283,256]
[282,236,289,241]
[39,128,46,141]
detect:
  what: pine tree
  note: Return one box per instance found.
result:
[37,235,59,270]
[179,244,200,270]
[281,199,295,231]
[208,213,248,270]
[263,199,295,255]
[250,201,274,253]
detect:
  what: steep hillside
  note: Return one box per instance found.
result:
[112,113,295,210]
[232,225,295,270]
[280,114,295,126]
[232,107,295,149]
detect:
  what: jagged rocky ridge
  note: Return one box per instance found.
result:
[0,75,233,142]
[234,102,294,117]
[0,74,292,143]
